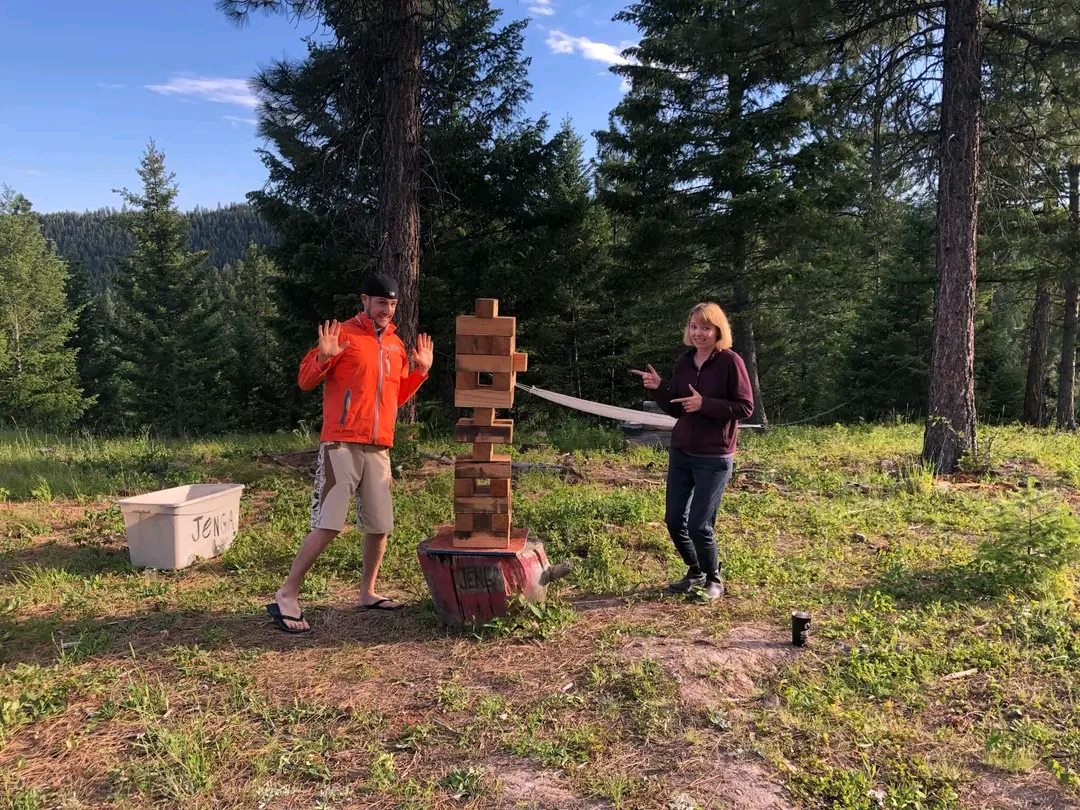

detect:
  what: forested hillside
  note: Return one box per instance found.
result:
[39,205,276,290]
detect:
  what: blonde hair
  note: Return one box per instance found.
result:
[683,302,733,351]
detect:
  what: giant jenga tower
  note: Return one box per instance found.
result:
[418,298,570,627]
[451,298,528,550]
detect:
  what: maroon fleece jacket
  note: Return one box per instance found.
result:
[651,348,755,455]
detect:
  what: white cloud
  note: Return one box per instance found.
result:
[98,82,125,90]
[146,77,258,109]
[545,30,632,66]
[223,115,258,127]
[528,0,555,16]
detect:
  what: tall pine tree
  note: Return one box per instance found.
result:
[112,143,233,435]
[64,256,122,430]
[225,0,569,422]
[0,189,88,428]
[598,0,837,426]
[217,244,286,429]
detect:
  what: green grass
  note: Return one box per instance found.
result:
[0,423,1078,808]
[0,428,313,500]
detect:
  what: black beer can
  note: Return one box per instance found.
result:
[791,610,811,646]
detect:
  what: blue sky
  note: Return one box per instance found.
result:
[0,1,637,213]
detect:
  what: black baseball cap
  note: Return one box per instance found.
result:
[361,274,399,299]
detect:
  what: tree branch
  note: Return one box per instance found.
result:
[824,2,946,48]
[982,18,1080,53]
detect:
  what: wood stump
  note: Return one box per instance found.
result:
[418,527,550,627]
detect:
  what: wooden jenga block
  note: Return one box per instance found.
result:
[455,513,473,533]
[455,496,511,514]
[472,443,495,461]
[454,418,513,444]
[512,352,528,372]
[489,372,514,391]
[489,478,510,498]
[456,334,514,355]
[457,315,515,336]
[456,456,512,478]
[456,334,494,355]
[453,514,511,534]
[451,531,512,549]
[473,408,496,427]
[475,299,499,318]
[455,371,513,393]
[457,354,516,373]
[467,371,514,391]
[456,388,513,409]
[454,478,475,497]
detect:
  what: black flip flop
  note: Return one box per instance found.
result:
[359,598,404,612]
[265,602,311,634]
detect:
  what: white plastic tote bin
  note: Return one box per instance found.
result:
[117,484,245,570]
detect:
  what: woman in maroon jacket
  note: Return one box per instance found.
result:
[632,302,754,600]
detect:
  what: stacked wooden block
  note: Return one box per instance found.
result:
[452,298,528,549]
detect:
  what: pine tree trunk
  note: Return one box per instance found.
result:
[379,0,422,352]
[11,313,21,376]
[726,73,768,428]
[732,279,768,428]
[922,0,982,472]
[1057,164,1080,431]
[1022,270,1052,426]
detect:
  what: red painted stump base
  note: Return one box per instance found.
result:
[418,526,550,627]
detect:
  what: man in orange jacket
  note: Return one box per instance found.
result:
[266,274,433,633]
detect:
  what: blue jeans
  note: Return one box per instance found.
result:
[664,449,734,576]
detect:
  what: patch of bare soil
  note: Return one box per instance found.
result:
[576,606,800,810]
[583,459,665,489]
[668,753,797,810]
[619,623,801,710]
[963,768,1079,810]
[260,449,317,474]
[488,758,611,809]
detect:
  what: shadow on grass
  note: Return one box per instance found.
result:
[865,560,996,607]
[0,541,134,584]
[850,548,1067,610]
[1,597,458,666]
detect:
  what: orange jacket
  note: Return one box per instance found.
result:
[297,313,427,447]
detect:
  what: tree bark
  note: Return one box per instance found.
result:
[379,0,422,352]
[732,280,768,429]
[1022,269,1052,426]
[922,0,982,472]
[726,73,768,428]
[1057,164,1080,430]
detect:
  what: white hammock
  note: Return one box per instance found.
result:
[515,383,677,429]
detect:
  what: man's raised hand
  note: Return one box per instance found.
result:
[630,363,661,391]
[412,333,434,374]
[317,320,349,363]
